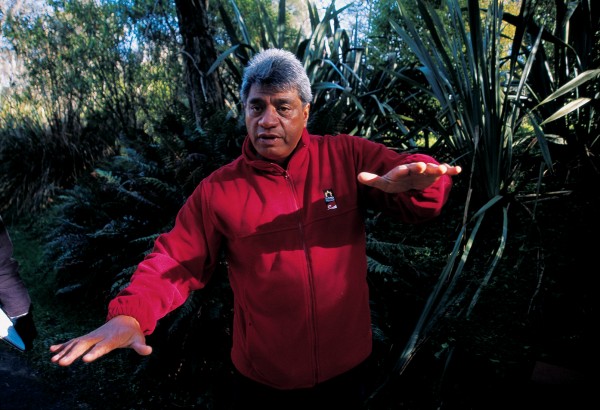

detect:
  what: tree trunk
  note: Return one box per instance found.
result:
[174,0,224,129]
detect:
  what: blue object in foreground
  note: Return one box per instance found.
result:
[0,307,25,351]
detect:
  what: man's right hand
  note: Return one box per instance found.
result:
[49,315,152,366]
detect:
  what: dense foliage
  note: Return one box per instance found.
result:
[1,0,598,408]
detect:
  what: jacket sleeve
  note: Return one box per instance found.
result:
[107,181,223,334]
[354,137,453,224]
[0,216,32,318]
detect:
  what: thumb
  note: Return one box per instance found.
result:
[357,171,379,187]
[131,341,152,356]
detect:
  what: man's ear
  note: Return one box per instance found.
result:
[303,103,310,125]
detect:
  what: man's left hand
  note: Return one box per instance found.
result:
[357,162,461,193]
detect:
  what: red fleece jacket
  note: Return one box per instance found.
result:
[107,129,453,389]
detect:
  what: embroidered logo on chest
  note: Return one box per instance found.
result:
[323,189,338,210]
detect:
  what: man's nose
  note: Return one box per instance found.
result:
[258,106,277,128]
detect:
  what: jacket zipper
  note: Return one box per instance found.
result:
[283,170,319,385]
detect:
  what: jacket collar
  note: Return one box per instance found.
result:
[242,128,310,173]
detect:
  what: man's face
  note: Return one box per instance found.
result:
[245,84,310,164]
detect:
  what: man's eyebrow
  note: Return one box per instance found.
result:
[247,97,265,105]
[274,97,295,104]
[247,96,296,105]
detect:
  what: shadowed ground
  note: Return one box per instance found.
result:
[0,344,98,410]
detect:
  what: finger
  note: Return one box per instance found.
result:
[357,171,378,185]
[49,339,77,361]
[411,162,427,175]
[437,163,461,175]
[418,163,447,176]
[357,171,394,190]
[49,343,64,353]
[131,341,153,356]
[81,342,115,363]
[52,339,97,366]
[450,165,462,175]
[433,163,448,174]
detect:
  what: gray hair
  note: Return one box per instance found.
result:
[240,48,313,106]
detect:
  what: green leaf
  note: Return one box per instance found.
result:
[540,97,592,126]
[535,69,600,108]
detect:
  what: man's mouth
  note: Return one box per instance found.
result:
[257,134,282,144]
[258,133,280,139]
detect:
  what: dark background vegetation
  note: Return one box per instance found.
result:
[1,0,598,409]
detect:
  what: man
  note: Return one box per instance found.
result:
[50,48,461,408]
[0,215,37,351]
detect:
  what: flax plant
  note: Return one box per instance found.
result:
[213,0,424,143]
[368,0,600,401]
